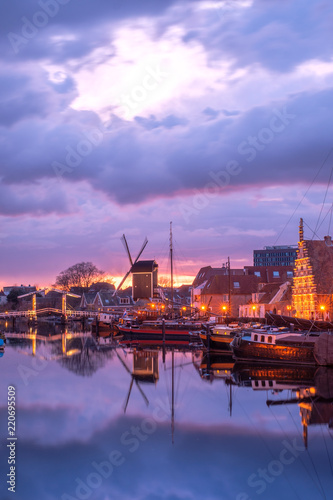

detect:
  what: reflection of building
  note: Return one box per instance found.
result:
[292,218,333,319]
[133,350,159,383]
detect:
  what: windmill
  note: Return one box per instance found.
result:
[114,234,148,295]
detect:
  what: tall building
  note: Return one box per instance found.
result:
[253,245,297,266]
[292,218,333,319]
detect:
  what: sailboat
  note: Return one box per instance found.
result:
[114,223,202,342]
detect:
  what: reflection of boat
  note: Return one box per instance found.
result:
[232,362,317,389]
[231,329,319,365]
[198,352,235,382]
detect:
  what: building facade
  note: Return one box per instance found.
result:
[292,219,333,320]
[253,246,297,267]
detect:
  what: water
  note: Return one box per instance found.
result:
[0,323,333,500]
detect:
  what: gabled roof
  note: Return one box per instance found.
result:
[131,260,158,273]
[82,292,97,305]
[97,292,118,307]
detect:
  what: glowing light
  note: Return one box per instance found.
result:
[182,306,186,311]
[320,305,325,311]
[201,305,206,311]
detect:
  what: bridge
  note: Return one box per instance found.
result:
[0,308,100,319]
[0,287,105,321]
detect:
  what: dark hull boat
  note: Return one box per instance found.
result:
[231,330,319,365]
[115,322,201,342]
[266,312,333,331]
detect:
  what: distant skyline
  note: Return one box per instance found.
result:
[1,1,333,288]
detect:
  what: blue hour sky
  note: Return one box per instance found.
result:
[1,0,333,287]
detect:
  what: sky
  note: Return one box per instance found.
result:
[1,0,333,288]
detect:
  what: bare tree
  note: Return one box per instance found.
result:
[54,262,105,290]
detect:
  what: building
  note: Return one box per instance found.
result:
[0,291,7,306]
[253,246,297,267]
[131,260,158,301]
[292,218,333,320]
[3,285,36,296]
[191,265,244,311]
[239,281,292,318]
[195,274,260,317]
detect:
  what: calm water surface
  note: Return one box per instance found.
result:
[0,322,333,500]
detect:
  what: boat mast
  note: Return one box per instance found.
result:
[170,221,174,316]
[228,256,231,317]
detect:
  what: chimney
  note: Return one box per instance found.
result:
[324,235,332,247]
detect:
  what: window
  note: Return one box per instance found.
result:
[273,271,280,277]
[254,334,258,341]
[254,271,261,277]
[268,336,273,343]
[233,281,240,288]
[261,335,265,342]
[287,271,293,277]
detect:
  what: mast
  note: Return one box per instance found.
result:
[170,221,174,315]
[227,256,231,317]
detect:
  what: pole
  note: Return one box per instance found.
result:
[228,257,231,319]
[170,221,174,318]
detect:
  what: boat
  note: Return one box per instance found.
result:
[199,324,243,351]
[115,320,202,342]
[231,329,320,365]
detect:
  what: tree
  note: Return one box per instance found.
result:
[6,288,25,309]
[54,262,105,291]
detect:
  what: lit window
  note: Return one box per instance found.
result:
[233,282,240,288]
[273,271,280,277]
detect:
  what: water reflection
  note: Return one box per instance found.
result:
[0,322,333,500]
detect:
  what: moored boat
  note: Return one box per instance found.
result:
[231,329,320,365]
[115,320,202,342]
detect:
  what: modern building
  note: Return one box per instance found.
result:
[253,246,297,267]
[292,218,333,320]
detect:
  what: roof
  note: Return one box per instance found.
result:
[82,292,97,305]
[98,292,118,307]
[256,282,291,304]
[89,282,115,292]
[202,275,259,295]
[131,260,158,273]
[192,266,243,288]
[244,266,293,282]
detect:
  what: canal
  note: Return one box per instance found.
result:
[0,323,332,500]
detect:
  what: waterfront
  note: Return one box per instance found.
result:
[0,322,332,500]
